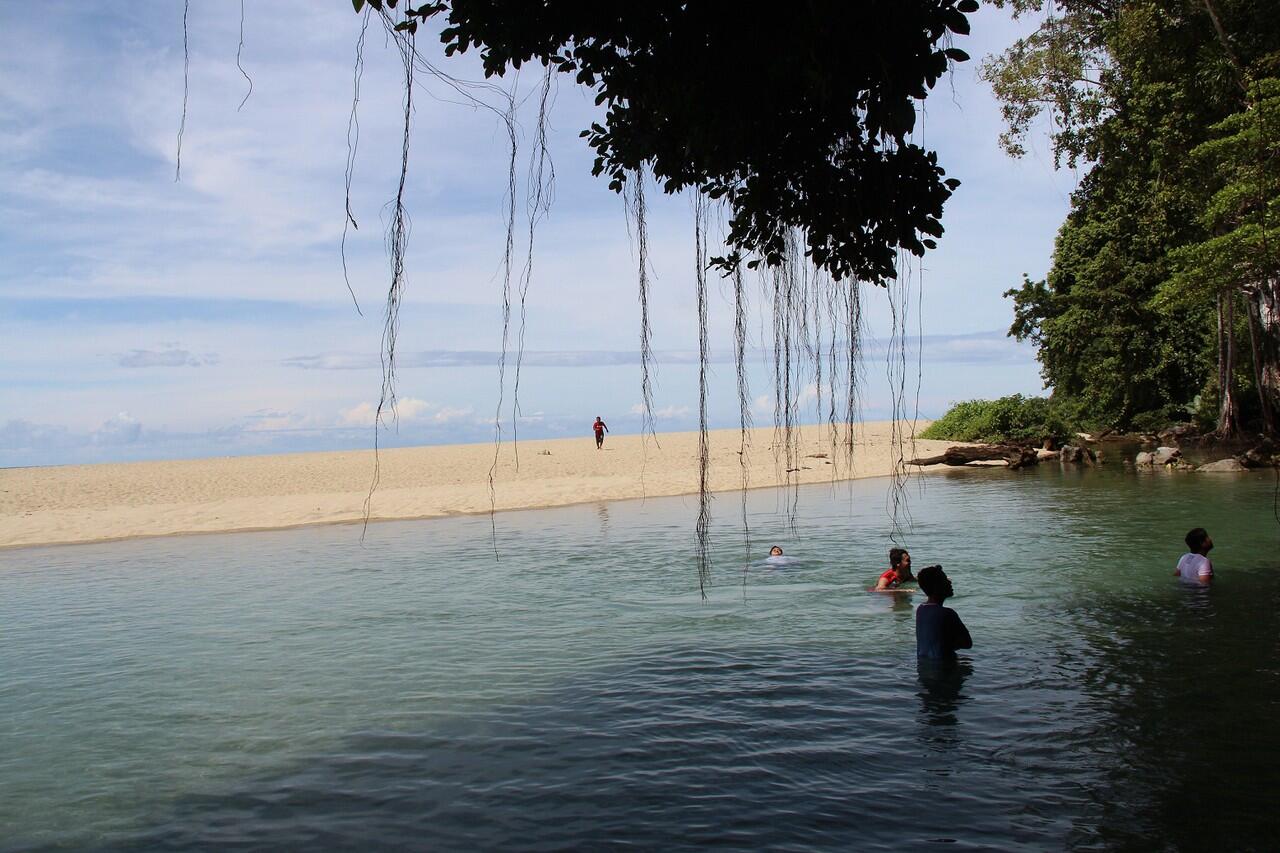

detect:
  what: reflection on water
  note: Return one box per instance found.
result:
[1061,562,1280,851]
[1,466,1277,850]
[917,658,972,727]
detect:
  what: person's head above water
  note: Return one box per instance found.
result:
[917,565,951,601]
[889,547,912,575]
[1185,527,1213,555]
[769,546,784,557]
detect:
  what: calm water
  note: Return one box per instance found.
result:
[2,467,1278,851]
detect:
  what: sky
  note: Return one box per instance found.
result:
[0,2,1078,467]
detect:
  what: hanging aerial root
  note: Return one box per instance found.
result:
[733,265,752,586]
[633,167,660,446]
[695,193,712,597]
[512,66,556,458]
[486,86,519,558]
[363,22,416,540]
[236,0,254,111]
[175,0,189,182]
[341,11,370,316]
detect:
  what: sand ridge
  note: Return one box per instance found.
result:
[0,421,956,550]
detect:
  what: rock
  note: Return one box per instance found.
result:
[1239,438,1277,469]
[1158,423,1197,444]
[1197,458,1247,473]
[1060,444,1097,465]
[1075,432,1094,442]
[1036,448,1060,461]
[1153,446,1181,466]
[1135,451,1156,467]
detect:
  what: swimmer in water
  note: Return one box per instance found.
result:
[769,546,784,557]
[1173,527,1214,585]
[875,547,915,590]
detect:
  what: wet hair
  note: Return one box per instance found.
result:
[1185,527,1210,552]
[917,565,947,598]
[769,545,783,556]
[889,547,909,568]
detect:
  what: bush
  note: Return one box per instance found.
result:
[920,395,1071,444]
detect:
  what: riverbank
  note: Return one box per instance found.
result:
[0,421,954,550]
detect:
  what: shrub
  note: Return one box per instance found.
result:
[921,395,1071,444]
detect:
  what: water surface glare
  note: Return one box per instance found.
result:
[2,468,1278,850]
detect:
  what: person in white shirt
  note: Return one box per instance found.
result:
[1174,527,1214,585]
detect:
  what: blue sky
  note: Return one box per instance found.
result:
[0,2,1076,467]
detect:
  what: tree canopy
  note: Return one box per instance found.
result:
[992,0,1280,436]
[366,0,977,283]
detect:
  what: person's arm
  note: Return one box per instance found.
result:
[1198,558,1214,585]
[947,609,973,650]
[603,422,609,432]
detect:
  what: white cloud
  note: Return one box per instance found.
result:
[241,409,325,432]
[0,419,72,451]
[632,404,690,419]
[92,412,142,445]
[432,405,474,423]
[338,396,434,427]
[116,345,218,368]
[338,402,378,427]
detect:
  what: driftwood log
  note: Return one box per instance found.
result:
[906,444,1039,469]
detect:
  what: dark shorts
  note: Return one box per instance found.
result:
[595,432,604,445]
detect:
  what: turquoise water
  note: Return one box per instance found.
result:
[2,467,1278,850]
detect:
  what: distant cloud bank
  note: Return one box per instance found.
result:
[282,331,1033,372]
[116,345,219,368]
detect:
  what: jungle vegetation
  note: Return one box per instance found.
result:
[986,0,1280,438]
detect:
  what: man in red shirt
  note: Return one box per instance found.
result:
[593,416,609,449]
[875,547,915,590]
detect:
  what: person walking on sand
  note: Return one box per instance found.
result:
[1174,527,1215,586]
[593,416,609,450]
[915,565,972,660]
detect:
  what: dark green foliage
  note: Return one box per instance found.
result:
[993,0,1280,434]
[920,395,1071,443]
[391,0,978,283]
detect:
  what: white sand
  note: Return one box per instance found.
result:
[0,421,957,550]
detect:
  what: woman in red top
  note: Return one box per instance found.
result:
[875,547,915,590]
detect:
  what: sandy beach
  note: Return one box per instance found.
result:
[0,420,957,550]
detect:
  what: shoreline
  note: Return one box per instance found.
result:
[0,421,959,552]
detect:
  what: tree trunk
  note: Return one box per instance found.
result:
[1245,293,1276,435]
[906,444,1039,469]
[1247,277,1280,438]
[1216,291,1241,437]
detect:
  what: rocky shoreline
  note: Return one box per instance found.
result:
[908,431,1278,473]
